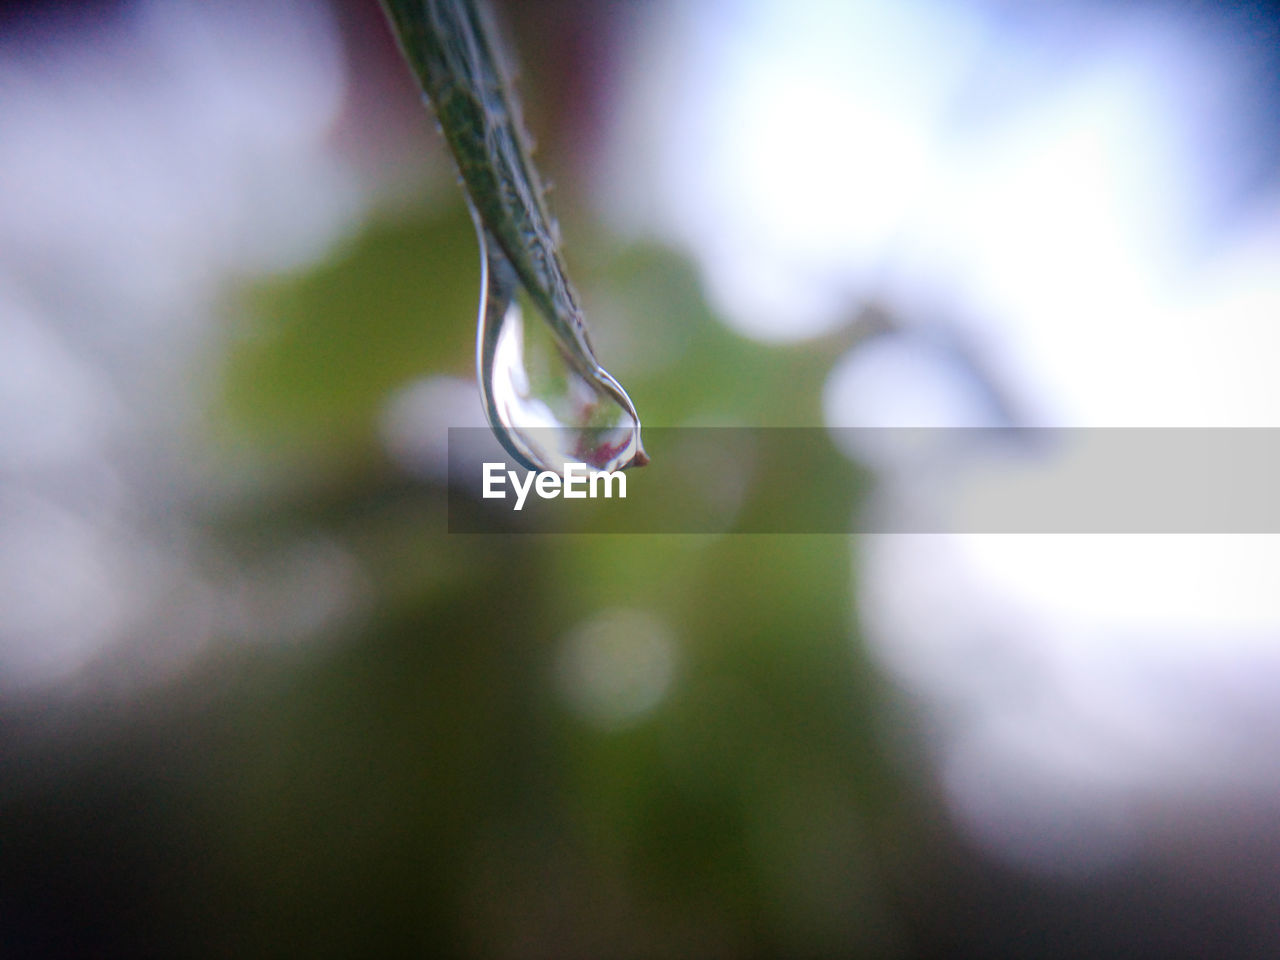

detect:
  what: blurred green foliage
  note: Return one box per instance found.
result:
[188,195,906,955]
[0,188,907,956]
[224,206,479,452]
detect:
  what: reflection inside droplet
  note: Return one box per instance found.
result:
[476,230,647,475]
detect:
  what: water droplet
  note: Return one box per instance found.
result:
[476,226,648,474]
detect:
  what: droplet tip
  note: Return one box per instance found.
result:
[631,447,651,468]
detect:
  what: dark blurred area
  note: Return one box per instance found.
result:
[2,0,1280,957]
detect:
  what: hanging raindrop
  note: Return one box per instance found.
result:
[476,226,647,474]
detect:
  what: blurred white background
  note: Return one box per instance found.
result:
[596,0,1280,876]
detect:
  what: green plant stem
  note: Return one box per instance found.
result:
[378,0,594,356]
